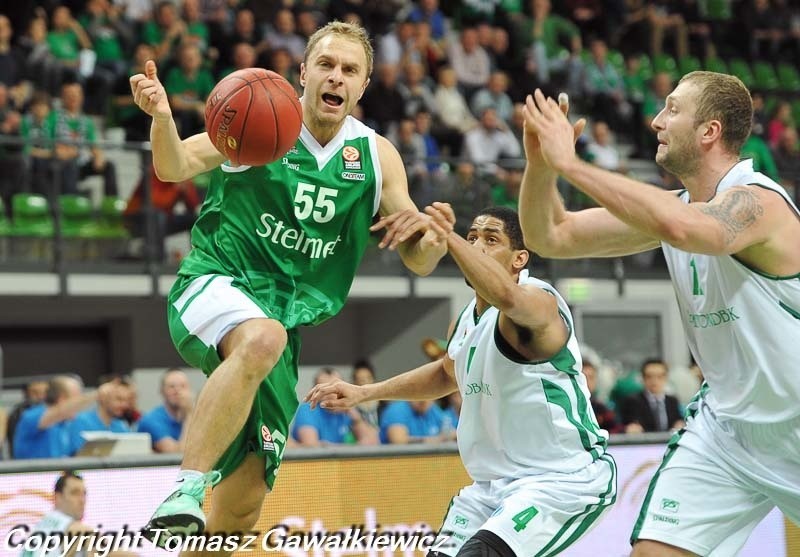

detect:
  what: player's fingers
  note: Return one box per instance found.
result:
[320,398,352,411]
[393,218,427,247]
[369,218,388,232]
[424,206,453,233]
[432,202,456,224]
[573,118,587,142]
[145,59,159,82]
[558,92,569,115]
[533,89,551,118]
[381,212,415,247]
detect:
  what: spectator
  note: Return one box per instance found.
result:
[741,132,780,182]
[432,161,492,236]
[677,0,716,59]
[747,0,784,61]
[6,379,48,457]
[112,43,153,141]
[583,38,632,133]
[13,376,100,459]
[565,0,606,43]
[585,120,626,173]
[26,471,138,557]
[268,47,302,95]
[265,9,306,66]
[470,70,513,124]
[352,360,382,428]
[47,6,92,78]
[0,15,24,89]
[121,378,141,429]
[774,127,800,202]
[613,0,649,57]
[398,61,437,118]
[376,19,415,67]
[767,101,794,149]
[47,81,119,200]
[421,337,446,361]
[220,42,257,77]
[517,0,583,96]
[491,160,524,209]
[620,358,684,434]
[68,378,131,455]
[407,0,449,43]
[295,9,321,44]
[408,20,447,77]
[463,107,522,175]
[141,1,187,62]
[582,360,623,434]
[647,1,689,59]
[181,0,211,54]
[380,400,449,444]
[447,27,491,100]
[440,390,461,433]
[433,65,478,135]
[360,63,405,135]
[221,8,268,66]
[138,369,195,453]
[293,368,378,446]
[413,109,444,172]
[389,118,431,203]
[0,83,23,205]
[20,92,53,199]
[20,17,58,96]
[165,44,215,135]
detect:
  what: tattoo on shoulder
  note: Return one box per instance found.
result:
[700,188,764,245]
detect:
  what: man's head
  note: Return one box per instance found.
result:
[25,379,49,403]
[459,27,479,53]
[155,1,177,28]
[592,120,611,146]
[134,43,155,67]
[178,44,202,72]
[274,9,295,35]
[779,126,798,152]
[0,15,11,44]
[233,42,257,69]
[45,376,83,407]
[314,367,341,386]
[352,359,375,386]
[479,107,500,130]
[466,207,529,280]
[161,368,191,411]
[61,82,84,113]
[641,358,669,396]
[652,71,752,176]
[300,21,373,127]
[234,9,255,36]
[410,400,434,415]
[582,361,598,394]
[54,471,86,520]
[98,377,129,419]
[487,71,509,95]
[52,7,73,30]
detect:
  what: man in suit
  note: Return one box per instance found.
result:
[621,358,684,433]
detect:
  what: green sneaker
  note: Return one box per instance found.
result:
[142,470,221,548]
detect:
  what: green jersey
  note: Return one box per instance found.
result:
[180,116,382,329]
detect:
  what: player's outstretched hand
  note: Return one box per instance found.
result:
[129,60,172,121]
[305,380,366,412]
[370,209,435,250]
[424,202,456,242]
[523,90,585,169]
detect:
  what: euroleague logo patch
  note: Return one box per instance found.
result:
[342,146,362,170]
[261,424,275,452]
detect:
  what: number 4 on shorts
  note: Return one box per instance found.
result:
[512,505,538,532]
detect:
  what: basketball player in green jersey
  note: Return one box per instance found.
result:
[307,203,615,557]
[129,21,447,551]
[522,77,800,556]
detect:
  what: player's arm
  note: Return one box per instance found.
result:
[130,60,225,182]
[427,203,568,360]
[519,92,659,258]
[372,134,447,276]
[349,411,379,445]
[38,390,98,429]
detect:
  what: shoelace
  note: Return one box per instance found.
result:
[180,470,222,499]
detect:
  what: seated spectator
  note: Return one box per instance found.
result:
[221,8,269,67]
[470,70,513,124]
[138,368,195,453]
[407,0,449,43]
[120,376,141,428]
[181,0,211,54]
[620,358,684,434]
[68,377,131,455]
[352,360,382,428]
[20,91,54,197]
[491,160,524,209]
[463,107,521,175]
[582,360,622,434]
[165,43,215,136]
[398,61,437,118]
[647,1,689,58]
[585,120,626,173]
[774,127,800,201]
[433,65,477,141]
[413,109,444,173]
[741,132,780,182]
[380,400,448,444]
[141,1,187,63]
[6,379,48,457]
[360,63,405,135]
[408,20,446,76]
[767,101,794,149]
[583,38,631,133]
[293,368,378,446]
[447,27,491,100]
[268,47,301,95]
[0,83,23,206]
[389,118,431,204]
[28,471,138,557]
[265,9,306,66]
[48,81,118,200]
[47,6,92,80]
[20,17,59,96]
[13,376,100,459]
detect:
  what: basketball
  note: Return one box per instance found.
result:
[205,68,303,167]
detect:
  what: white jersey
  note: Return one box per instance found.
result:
[21,509,84,557]
[661,159,800,423]
[447,271,608,481]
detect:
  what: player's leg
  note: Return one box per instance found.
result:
[429,483,495,557]
[180,453,268,557]
[477,454,616,557]
[145,275,288,543]
[453,530,514,557]
[630,411,774,557]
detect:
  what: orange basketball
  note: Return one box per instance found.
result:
[205,68,302,166]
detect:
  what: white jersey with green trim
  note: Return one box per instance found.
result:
[447,271,608,481]
[661,159,800,424]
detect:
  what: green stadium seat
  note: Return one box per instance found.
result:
[679,55,702,76]
[58,194,94,238]
[653,54,678,79]
[792,100,800,127]
[777,63,800,93]
[763,95,779,119]
[98,197,128,238]
[637,54,653,81]
[704,57,728,75]
[11,193,53,237]
[753,62,779,92]
[729,59,754,88]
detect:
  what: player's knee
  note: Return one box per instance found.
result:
[219,492,264,531]
[631,540,695,557]
[233,321,288,379]
[455,530,516,557]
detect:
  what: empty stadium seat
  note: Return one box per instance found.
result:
[704,57,728,75]
[729,59,755,88]
[11,193,53,237]
[653,54,679,80]
[753,62,779,92]
[679,55,702,76]
[59,194,94,238]
[777,63,800,93]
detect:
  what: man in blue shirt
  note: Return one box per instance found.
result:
[380,400,449,444]
[292,368,378,446]
[67,378,131,455]
[137,368,195,453]
[13,376,101,459]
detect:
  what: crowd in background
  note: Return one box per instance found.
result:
[0,336,705,458]
[1,0,799,256]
